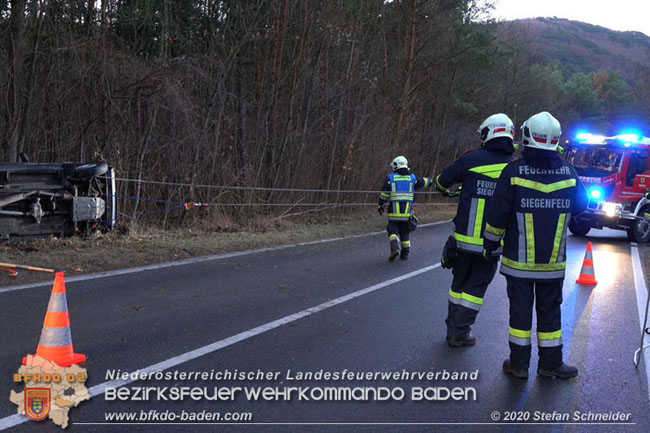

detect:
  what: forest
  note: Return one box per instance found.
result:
[2,0,649,225]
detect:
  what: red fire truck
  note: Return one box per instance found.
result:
[565,132,650,243]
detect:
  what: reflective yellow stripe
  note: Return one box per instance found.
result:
[538,330,562,340]
[453,232,484,246]
[511,177,576,193]
[549,213,567,264]
[510,328,532,338]
[423,178,430,188]
[389,234,399,241]
[469,163,509,179]
[435,175,450,192]
[461,293,483,306]
[380,192,390,198]
[401,241,411,246]
[525,213,535,264]
[392,175,413,181]
[389,193,414,200]
[485,223,506,236]
[473,198,485,238]
[449,290,462,300]
[502,257,566,271]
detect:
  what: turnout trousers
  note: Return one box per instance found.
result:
[387,221,410,258]
[506,277,563,370]
[446,251,498,337]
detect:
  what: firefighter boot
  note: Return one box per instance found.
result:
[447,333,476,347]
[502,359,529,380]
[537,363,578,379]
[400,241,410,260]
[389,237,400,262]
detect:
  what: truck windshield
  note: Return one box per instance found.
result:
[568,146,624,177]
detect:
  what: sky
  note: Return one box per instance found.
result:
[493,0,650,37]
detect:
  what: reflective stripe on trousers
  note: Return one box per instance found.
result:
[538,330,562,347]
[449,289,483,311]
[509,327,532,346]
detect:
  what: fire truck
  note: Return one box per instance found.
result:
[565,132,650,243]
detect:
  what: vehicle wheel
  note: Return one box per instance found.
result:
[627,211,650,243]
[67,162,109,180]
[569,219,590,237]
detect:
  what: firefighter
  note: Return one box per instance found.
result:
[378,156,432,261]
[483,111,589,379]
[435,113,516,347]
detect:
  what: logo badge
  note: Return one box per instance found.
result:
[25,388,50,421]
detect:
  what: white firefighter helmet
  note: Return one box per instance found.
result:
[521,111,562,151]
[391,156,408,171]
[477,113,515,143]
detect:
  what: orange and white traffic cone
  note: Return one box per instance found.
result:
[576,242,597,286]
[22,272,86,367]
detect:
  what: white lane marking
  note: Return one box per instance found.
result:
[0,221,451,294]
[0,263,441,430]
[630,242,650,403]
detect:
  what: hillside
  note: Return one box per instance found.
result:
[500,17,650,80]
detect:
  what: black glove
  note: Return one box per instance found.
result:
[448,186,462,197]
[483,238,499,258]
[441,236,457,269]
[377,205,384,215]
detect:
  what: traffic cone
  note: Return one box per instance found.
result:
[22,272,86,367]
[576,242,597,286]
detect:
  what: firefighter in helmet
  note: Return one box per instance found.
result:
[483,111,589,379]
[435,113,516,347]
[378,156,432,261]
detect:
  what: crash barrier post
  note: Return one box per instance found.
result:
[576,242,597,286]
[22,272,86,367]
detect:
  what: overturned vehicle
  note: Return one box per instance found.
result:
[0,162,116,240]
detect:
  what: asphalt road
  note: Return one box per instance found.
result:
[0,222,649,432]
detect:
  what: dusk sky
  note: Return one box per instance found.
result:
[493,0,650,36]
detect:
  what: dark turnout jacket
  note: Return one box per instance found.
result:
[436,137,515,254]
[484,148,589,280]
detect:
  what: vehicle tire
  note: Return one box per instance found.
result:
[627,210,650,243]
[67,162,109,180]
[569,219,591,237]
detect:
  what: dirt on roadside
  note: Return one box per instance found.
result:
[0,208,456,287]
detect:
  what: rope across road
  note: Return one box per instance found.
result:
[102,177,457,222]
[104,176,444,195]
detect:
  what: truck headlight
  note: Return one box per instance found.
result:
[601,202,622,217]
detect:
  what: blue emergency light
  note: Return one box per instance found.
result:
[576,132,606,144]
[617,133,640,143]
[575,130,646,146]
[588,187,603,200]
